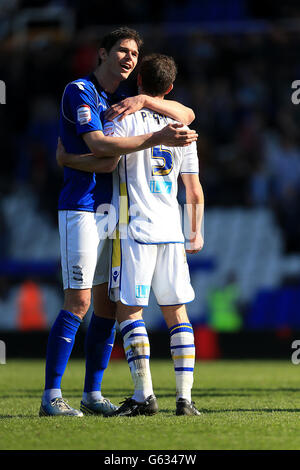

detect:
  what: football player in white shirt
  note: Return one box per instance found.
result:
[57,54,204,417]
[105,53,204,416]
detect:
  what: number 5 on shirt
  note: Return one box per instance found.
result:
[151,146,174,176]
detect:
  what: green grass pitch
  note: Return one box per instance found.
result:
[1,359,300,450]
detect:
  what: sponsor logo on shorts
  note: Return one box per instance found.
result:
[135,285,150,299]
[112,270,119,282]
[111,266,120,288]
[72,265,83,282]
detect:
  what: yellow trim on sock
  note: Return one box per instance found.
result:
[125,343,150,353]
[173,355,195,360]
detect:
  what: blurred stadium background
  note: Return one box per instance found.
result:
[1,0,300,360]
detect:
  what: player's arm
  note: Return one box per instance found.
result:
[57,124,197,173]
[144,95,195,125]
[105,95,195,125]
[82,124,197,158]
[181,173,204,254]
[56,139,120,173]
[61,82,196,170]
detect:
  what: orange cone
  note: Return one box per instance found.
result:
[17,280,47,331]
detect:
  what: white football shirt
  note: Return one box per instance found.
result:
[104,108,199,244]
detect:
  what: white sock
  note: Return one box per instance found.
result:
[42,388,62,404]
[169,323,195,403]
[82,391,102,403]
[120,319,154,402]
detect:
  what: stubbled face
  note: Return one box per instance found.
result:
[103,38,139,81]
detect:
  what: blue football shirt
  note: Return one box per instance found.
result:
[58,73,126,212]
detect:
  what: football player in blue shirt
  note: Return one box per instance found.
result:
[39,26,197,417]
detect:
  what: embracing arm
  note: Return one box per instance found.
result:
[105,95,195,125]
[56,139,119,173]
[56,123,197,173]
[83,124,197,158]
[143,95,195,125]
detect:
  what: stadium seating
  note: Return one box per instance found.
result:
[2,187,300,331]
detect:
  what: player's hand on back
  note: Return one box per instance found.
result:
[104,95,146,122]
[157,123,198,147]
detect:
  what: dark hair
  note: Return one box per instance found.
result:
[138,53,178,96]
[98,26,143,64]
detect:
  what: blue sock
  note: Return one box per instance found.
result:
[44,309,82,392]
[83,313,116,394]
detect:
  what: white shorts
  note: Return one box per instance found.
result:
[59,210,111,290]
[109,235,195,306]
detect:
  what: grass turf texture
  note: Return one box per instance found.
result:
[1,359,300,450]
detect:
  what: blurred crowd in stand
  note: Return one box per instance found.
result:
[1,0,300,336]
[1,0,300,256]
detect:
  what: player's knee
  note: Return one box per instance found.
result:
[161,304,188,329]
[68,300,90,319]
[116,301,143,323]
[63,291,91,319]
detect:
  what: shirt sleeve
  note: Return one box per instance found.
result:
[62,81,103,136]
[180,141,199,174]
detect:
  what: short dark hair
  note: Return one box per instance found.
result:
[98,26,143,64]
[138,53,178,96]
